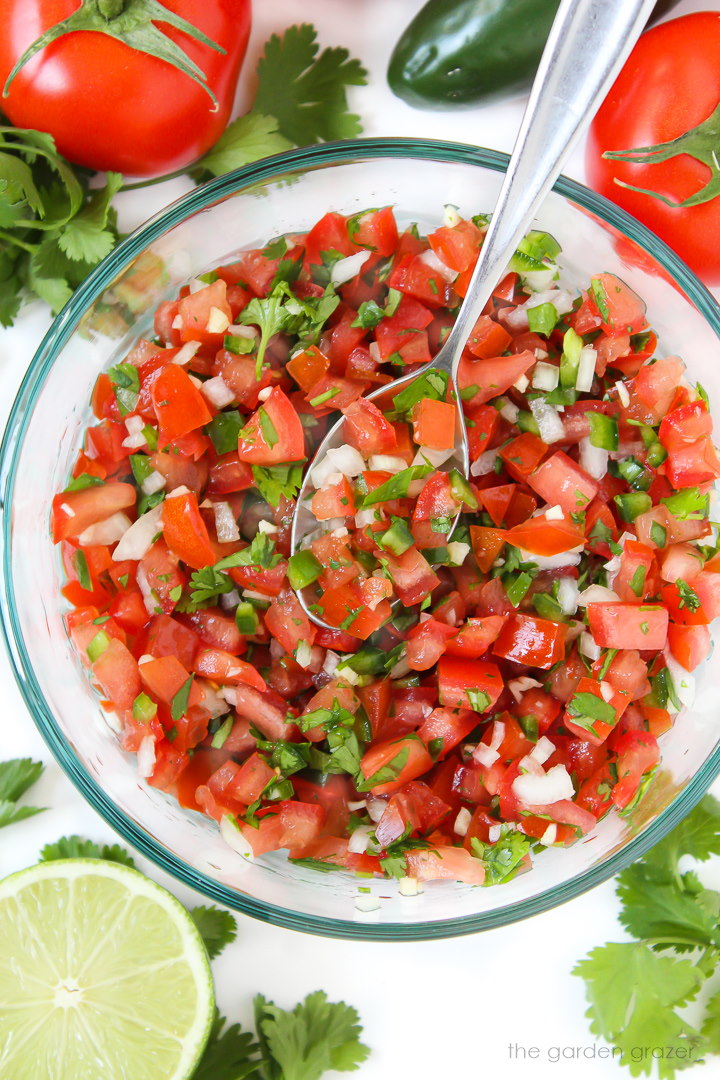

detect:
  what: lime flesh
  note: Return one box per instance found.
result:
[0,859,215,1080]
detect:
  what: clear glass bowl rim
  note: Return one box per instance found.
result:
[2,136,720,941]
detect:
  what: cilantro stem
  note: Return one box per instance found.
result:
[0,229,37,253]
[119,166,194,191]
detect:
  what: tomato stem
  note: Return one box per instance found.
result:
[98,0,124,18]
[119,167,198,192]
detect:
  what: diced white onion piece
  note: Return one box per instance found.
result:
[389,656,411,679]
[112,503,164,562]
[663,648,695,706]
[227,323,257,339]
[512,763,574,806]
[545,504,564,521]
[121,414,147,449]
[257,520,278,534]
[368,454,408,473]
[172,340,201,366]
[514,374,530,393]
[577,584,620,606]
[539,823,558,846]
[294,640,314,669]
[331,526,349,538]
[579,631,602,661]
[322,650,340,677]
[518,546,583,570]
[488,824,502,844]
[187,277,206,294]
[521,269,558,293]
[453,808,472,837]
[499,400,519,423]
[354,895,381,913]
[171,313,183,330]
[141,470,166,497]
[188,374,203,390]
[532,362,559,391]
[348,826,373,854]
[201,375,235,409]
[557,577,579,615]
[600,681,614,703]
[530,398,565,444]
[443,203,462,228]
[418,247,458,282]
[219,588,241,610]
[369,341,382,365]
[407,479,426,498]
[470,449,498,477]
[518,754,544,776]
[198,681,229,719]
[220,814,254,859]
[412,445,454,468]
[579,435,609,480]
[136,735,156,779]
[136,568,156,616]
[535,348,549,360]
[335,662,361,686]
[366,797,386,824]
[213,501,240,543]
[447,542,470,566]
[355,508,378,528]
[501,305,529,332]
[530,736,556,766]
[507,676,542,702]
[206,306,230,334]
[78,512,132,546]
[311,444,365,488]
[331,250,370,285]
[347,799,366,812]
[603,551,622,590]
[489,720,506,752]
[575,346,597,392]
[399,877,421,897]
[615,380,630,407]
[167,485,191,499]
[473,742,499,767]
[257,386,273,402]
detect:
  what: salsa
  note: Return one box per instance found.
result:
[52,205,720,888]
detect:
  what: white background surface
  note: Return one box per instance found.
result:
[1,1,719,1077]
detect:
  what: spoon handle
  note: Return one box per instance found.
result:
[439,0,657,376]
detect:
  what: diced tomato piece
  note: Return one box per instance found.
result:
[412,398,456,451]
[660,543,704,584]
[265,590,317,656]
[177,280,232,344]
[528,451,598,515]
[469,526,506,573]
[52,482,136,542]
[587,602,668,651]
[359,736,434,796]
[444,615,506,658]
[613,540,657,602]
[611,730,660,810]
[237,388,305,465]
[457,350,536,407]
[286,345,330,392]
[92,638,141,711]
[377,546,441,607]
[668,624,711,671]
[428,218,482,272]
[493,613,567,670]
[437,655,503,712]
[139,654,194,703]
[405,618,457,671]
[138,539,186,615]
[162,490,216,570]
[311,476,355,520]
[319,582,391,640]
[591,273,648,338]
[151,365,213,442]
[304,211,358,265]
[411,472,460,548]
[417,708,478,757]
[466,314,512,359]
[504,513,585,557]
[666,438,720,489]
[193,648,266,692]
[498,433,547,482]
[659,401,712,452]
[563,676,626,745]
[145,614,200,668]
[387,253,452,309]
[350,206,399,256]
[405,846,485,885]
[342,398,397,456]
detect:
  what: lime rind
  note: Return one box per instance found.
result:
[0,858,215,1080]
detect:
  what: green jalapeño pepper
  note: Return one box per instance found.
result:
[387,0,681,110]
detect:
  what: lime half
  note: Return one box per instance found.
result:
[0,859,215,1080]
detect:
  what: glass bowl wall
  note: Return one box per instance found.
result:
[2,139,720,939]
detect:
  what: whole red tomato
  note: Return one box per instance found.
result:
[586,11,720,285]
[0,0,251,177]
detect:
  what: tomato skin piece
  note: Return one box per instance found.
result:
[178,280,232,345]
[162,490,216,571]
[666,439,720,489]
[152,365,213,442]
[236,388,305,466]
[444,615,506,659]
[192,648,266,692]
[405,846,485,885]
[611,730,660,810]
[52,482,136,542]
[659,401,713,453]
[668,623,711,672]
[587,602,668,651]
[469,526,506,573]
[412,398,456,451]
[492,613,567,670]
[92,638,141,711]
[586,13,720,284]
[342,398,398,457]
[265,590,317,656]
[465,314,512,360]
[0,1,251,177]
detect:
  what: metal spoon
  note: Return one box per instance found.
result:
[291,0,656,631]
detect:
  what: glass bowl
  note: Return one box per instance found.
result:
[2,138,720,941]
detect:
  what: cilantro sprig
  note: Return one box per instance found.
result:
[0,758,45,829]
[574,796,720,1076]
